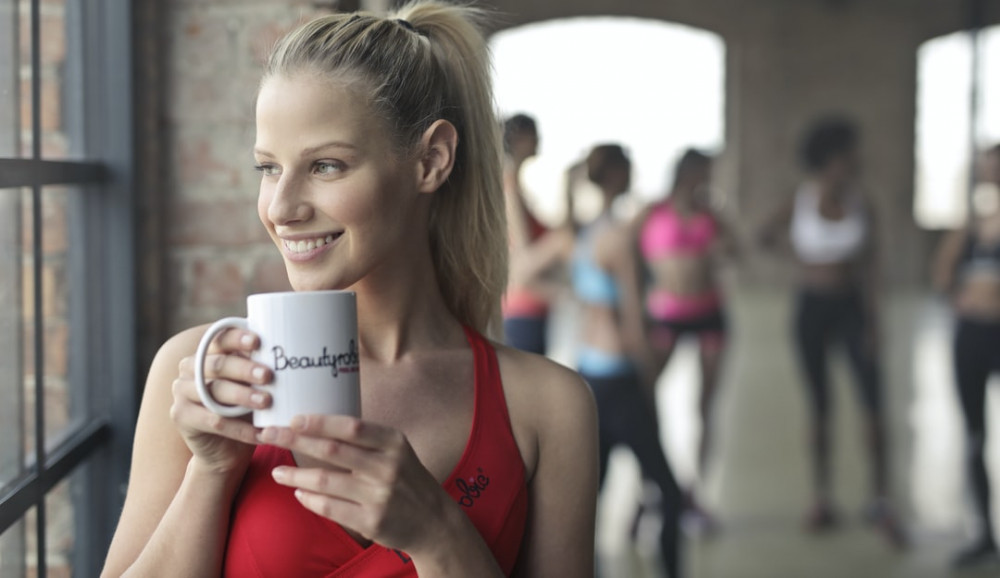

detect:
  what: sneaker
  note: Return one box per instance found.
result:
[681,505,720,538]
[862,499,908,550]
[952,539,1000,569]
[803,502,838,532]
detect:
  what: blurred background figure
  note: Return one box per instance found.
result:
[637,149,738,534]
[758,117,904,546]
[573,144,683,577]
[932,143,1000,569]
[502,113,572,354]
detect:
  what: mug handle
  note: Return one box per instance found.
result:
[194,317,254,418]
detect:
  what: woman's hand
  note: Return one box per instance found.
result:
[170,329,272,475]
[258,415,453,554]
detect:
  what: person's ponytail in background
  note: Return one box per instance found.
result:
[265,1,507,336]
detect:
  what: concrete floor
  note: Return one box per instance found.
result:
[549,288,1000,578]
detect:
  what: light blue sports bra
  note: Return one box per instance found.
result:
[572,216,620,306]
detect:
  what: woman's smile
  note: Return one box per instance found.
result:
[280,232,343,262]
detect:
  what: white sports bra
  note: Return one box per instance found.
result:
[790,183,867,265]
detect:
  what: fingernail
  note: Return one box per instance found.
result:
[250,392,267,407]
[251,366,267,382]
[241,333,255,347]
[271,467,287,481]
[289,416,305,430]
[257,427,277,442]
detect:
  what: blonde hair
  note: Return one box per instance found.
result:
[263,2,507,335]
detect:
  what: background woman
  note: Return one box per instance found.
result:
[932,143,1000,568]
[758,117,902,545]
[573,144,683,577]
[502,113,572,355]
[637,148,737,531]
[102,4,598,576]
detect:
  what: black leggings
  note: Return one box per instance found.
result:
[794,288,882,418]
[954,318,1000,543]
[503,316,547,355]
[584,370,682,577]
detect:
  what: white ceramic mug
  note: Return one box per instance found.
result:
[194,290,361,427]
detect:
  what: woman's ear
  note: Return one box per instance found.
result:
[416,120,458,194]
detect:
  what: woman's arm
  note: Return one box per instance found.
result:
[711,209,742,262]
[932,228,969,294]
[103,327,267,577]
[507,358,599,577]
[757,195,794,253]
[504,166,531,252]
[601,224,656,393]
[856,199,882,354]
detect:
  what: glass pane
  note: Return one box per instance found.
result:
[0,0,18,157]
[20,188,36,465]
[39,0,73,159]
[0,507,30,578]
[17,0,30,157]
[42,186,84,448]
[0,188,26,490]
[23,187,84,457]
[45,472,74,577]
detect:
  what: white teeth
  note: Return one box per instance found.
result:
[284,234,337,254]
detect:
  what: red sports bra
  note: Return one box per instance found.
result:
[223,328,529,577]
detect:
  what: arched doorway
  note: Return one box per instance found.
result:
[490,17,726,223]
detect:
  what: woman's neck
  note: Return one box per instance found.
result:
[814,175,849,201]
[505,154,527,174]
[670,188,697,211]
[349,241,463,364]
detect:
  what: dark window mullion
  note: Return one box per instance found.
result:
[0,159,107,188]
[30,0,46,576]
[0,419,110,534]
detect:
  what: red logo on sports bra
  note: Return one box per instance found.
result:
[456,468,490,508]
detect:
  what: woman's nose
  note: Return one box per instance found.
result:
[267,174,312,225]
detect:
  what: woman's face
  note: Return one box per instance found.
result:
[824,148,860,188]
[605,161,631,196]
[510,128,538,160]
[689,162,712,197]
[254,74,423,292]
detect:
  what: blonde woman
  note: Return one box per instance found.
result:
[101,3,598,576]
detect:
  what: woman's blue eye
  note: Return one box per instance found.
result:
[254,164,280,177]
[315,161,342,175]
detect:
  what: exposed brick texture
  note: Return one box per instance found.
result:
[160,1,325,331]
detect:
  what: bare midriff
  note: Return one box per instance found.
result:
[648,254,717,296]
[954,277,1000,320]
[579,303,625,355]
[797,261,861,292]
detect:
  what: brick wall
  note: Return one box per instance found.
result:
[160,1,340,334]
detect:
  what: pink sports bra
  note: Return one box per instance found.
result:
[640,201,718,259]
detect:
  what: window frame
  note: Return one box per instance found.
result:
[0,0,136,576]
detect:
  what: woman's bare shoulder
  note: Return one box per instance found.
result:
[493,343,589,402]
[492,342,597,476]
